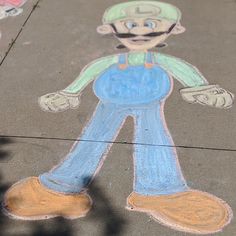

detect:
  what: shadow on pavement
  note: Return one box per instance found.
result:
[0,137,14,233]
[0,173,10,234]
[0,137,13,163]
[0,143,127,236]
[30,177,127,236]
[87,177,127,236]
[31,218,74,236]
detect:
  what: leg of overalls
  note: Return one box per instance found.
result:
[39,102,126,194]
[133,102,189,195]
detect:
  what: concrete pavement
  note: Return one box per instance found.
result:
[0,0,236,235]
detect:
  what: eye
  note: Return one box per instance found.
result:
[144,20,156,29]
[125,21,137,29]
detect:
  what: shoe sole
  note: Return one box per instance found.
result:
[126,191,233,235]
[1,202,91,221]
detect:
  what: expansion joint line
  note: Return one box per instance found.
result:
[0,0,41,66]
[0,134,236,153]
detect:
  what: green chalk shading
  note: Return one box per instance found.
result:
[103,1,181,23]
[157,53,208,87]
[64,55,118,94]
[63,52,207,94]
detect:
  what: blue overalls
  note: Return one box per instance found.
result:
[40,52,189,196]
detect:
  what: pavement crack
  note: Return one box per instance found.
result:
[0,134,235,153]
[0,0,41,67]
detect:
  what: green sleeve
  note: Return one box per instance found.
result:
[62,55,118,94]
[156,53,208,87]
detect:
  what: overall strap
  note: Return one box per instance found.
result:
[118,53,128,70]
[145,52,154,68]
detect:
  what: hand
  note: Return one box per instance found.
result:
[180,85,234,109]
[38,91,80,112]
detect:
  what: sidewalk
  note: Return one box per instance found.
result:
[0,0,236,235]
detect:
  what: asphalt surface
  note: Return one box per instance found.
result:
[0,0,236,235]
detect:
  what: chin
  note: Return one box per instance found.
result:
[123,41,163,51]
[123,44,153,51]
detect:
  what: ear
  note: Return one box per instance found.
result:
[171,23,186,35]
[97,24,114,35]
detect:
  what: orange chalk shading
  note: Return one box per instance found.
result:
[118,64,128,70]
[127,190,233,234]
[144,63,154,68]
[2,177,92,220]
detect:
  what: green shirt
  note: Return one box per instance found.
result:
[63,52,208,94]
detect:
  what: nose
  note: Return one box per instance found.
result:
[130,27,152,36]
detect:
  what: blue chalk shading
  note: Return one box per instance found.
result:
[93,54,171,105]
[39,53,188,195]
[133,103,188,195]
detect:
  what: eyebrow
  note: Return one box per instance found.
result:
[111,19,161,31]
[145,18,161,22]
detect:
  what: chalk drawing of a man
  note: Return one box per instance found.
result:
[3,1,234,234]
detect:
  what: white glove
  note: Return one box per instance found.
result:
[38,91,80,112]
[180,85,234,109]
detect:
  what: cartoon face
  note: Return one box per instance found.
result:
[111,18,178,50]
[97,2,185,51]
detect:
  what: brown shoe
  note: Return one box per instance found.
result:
[2,177,92,220]
[127,190,232,234]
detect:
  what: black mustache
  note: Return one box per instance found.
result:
[115,31,167,38]
[116,43,167,49]
[111,24,176,39]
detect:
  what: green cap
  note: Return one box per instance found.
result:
[103,1,181,24]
